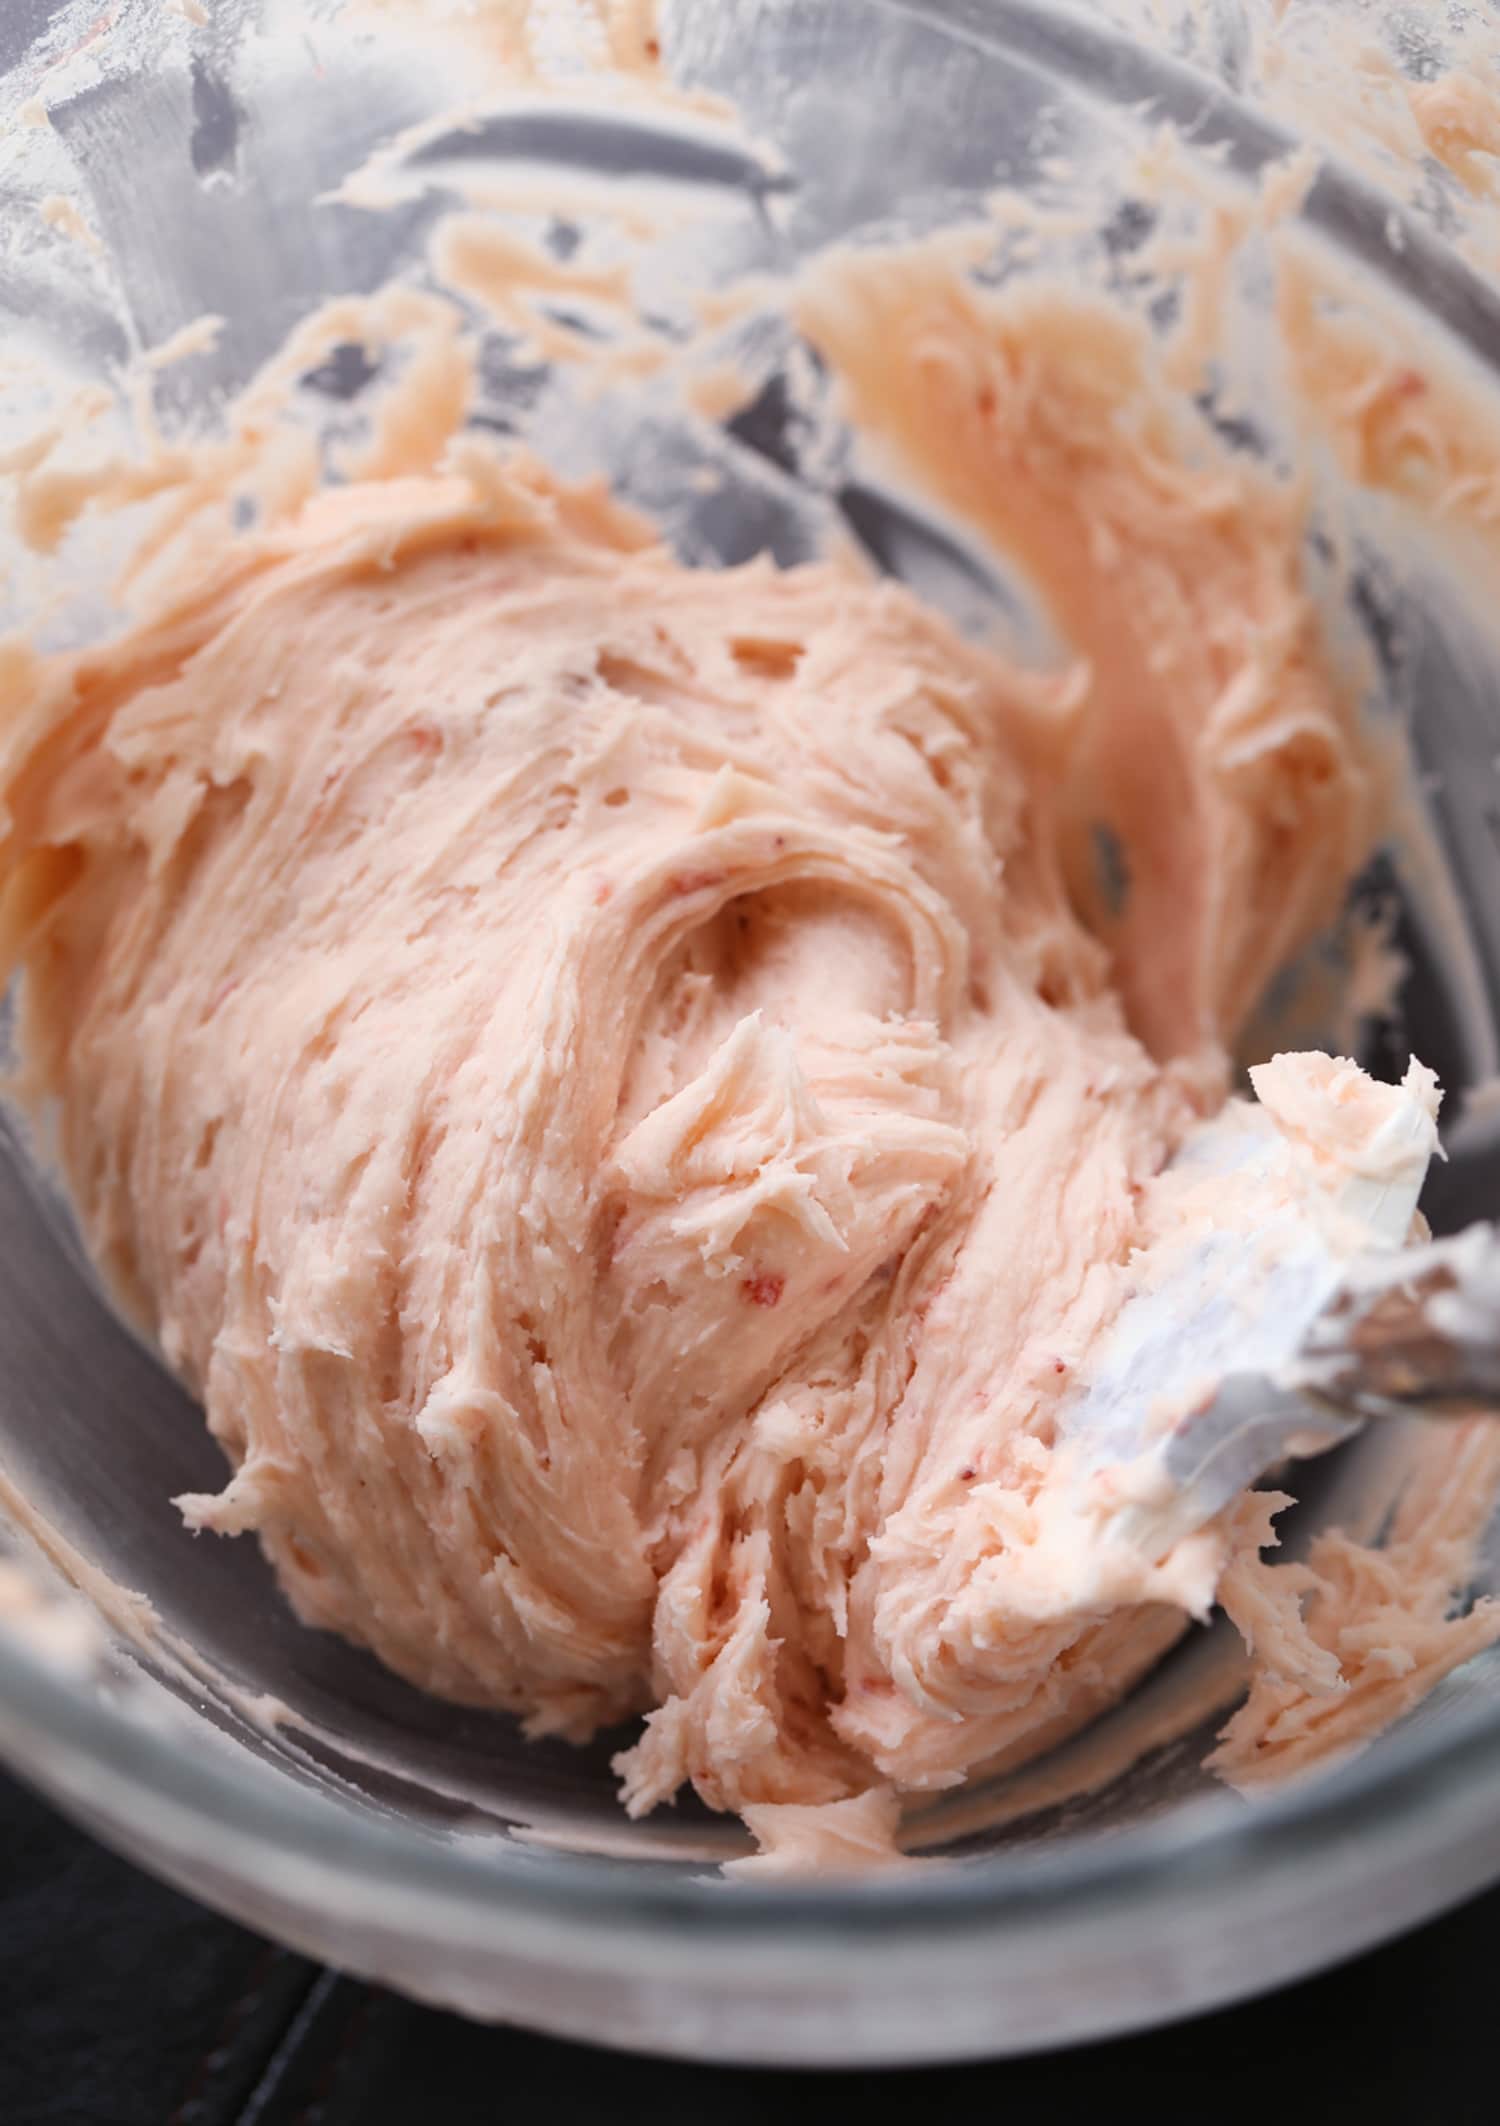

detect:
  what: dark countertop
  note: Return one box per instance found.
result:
[2,1765,1495,2125]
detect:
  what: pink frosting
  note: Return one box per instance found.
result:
[6,244,1476,1870]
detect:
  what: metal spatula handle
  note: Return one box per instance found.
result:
[1298,1222,1500,1419]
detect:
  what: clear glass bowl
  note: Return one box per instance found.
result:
[5,0,1500,2064]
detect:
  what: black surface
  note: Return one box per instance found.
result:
[2,1767,1496,2124]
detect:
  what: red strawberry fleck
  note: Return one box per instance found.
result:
[742,1271,785,1309]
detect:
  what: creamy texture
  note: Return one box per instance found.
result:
[0,0,1496,1889]
[1213,1419,1500,1783]
[793,252,1375,1070]
[0,238,1407,1841]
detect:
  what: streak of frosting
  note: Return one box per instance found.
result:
[794,243,1373,1067]
[350,0,664,80]
[1214,1421,1500,1783]
[1090,0,1500,274]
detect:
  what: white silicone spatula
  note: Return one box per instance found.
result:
[1061,1058,1500,1562]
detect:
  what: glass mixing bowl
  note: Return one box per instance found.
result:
[5,0,1500,2065]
